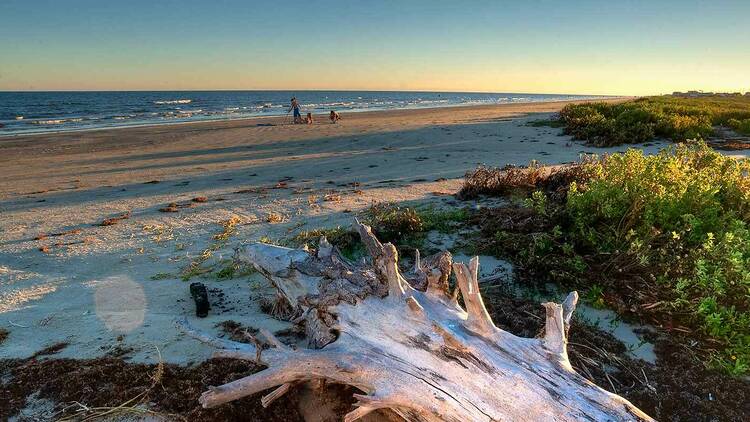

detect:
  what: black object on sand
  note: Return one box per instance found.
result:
[190,282,210,317]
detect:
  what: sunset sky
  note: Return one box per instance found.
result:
[1,0,748,95]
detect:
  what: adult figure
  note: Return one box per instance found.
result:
[289,97,301,123]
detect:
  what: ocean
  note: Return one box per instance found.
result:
[0,90,609,136]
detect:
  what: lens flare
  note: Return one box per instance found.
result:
[94,275,146,333]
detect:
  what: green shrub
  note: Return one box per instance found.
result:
[558,95,750,146]
[567,141,750,374]
[728,118,750,136]
[364,203,424,244]
[363,203,471,246]
[291,226,362,260]
[418,207,471,232]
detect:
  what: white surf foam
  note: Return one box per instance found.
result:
[154,99,192,105]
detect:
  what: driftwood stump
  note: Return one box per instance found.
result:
[177,220,652,421]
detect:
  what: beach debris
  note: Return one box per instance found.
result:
[34,228,82,241]
[97,212,131,226]
[0,328,8,345]
[144,180,161,184]
[38,246,51,253]
[266,212,284,223]
[192,196,208,203]
[159,203,180,213]
[159,202,195,212]
[216,320,259,343]
[176,220,653,421]
[711,139,750,150]
[234,187,266,195]
[30,342,69,359]
[322,193,341,202]
[189,282,210,318]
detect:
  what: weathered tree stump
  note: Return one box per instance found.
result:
[177,220,652,421]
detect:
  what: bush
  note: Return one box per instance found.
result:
[728,118,750,136]
[364,203,424,244]
[457,162,545,199]
[567,141,750,374]
[470,141,750,374]
[291,226,362,260]
[558,95,750,146]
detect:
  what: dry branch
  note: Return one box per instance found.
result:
[177,220,652,421]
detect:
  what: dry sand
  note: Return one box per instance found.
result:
[1,98,669,366]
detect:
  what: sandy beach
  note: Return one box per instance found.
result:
[4,2,748,418]
[1,98,673,366]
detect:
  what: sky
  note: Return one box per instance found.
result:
[1,0,748,95]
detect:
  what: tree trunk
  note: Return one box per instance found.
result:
[176,220,652,422]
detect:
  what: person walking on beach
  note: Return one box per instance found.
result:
[288,97,302,124]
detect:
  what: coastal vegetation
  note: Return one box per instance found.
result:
[462,141,750,375]
[291,203,470,257]
[557,95,750,146]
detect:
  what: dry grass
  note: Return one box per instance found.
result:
[181,216,242,281]
[266,212,284,224]
[457,163,545,199]
[323,193,341,202]
[711,140,750,150]
[457,161,594,201]
[213,216,242,241]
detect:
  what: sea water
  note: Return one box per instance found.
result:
[0,90,610,136]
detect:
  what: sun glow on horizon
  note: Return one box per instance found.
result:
[1,0,748,96]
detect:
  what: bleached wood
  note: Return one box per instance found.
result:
[261,383,292,408]
[177,221,653,421]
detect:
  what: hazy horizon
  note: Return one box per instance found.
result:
[2,0,749,95]
[0,88,626,95]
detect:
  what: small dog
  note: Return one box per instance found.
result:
[305,113,313,125]
[329,110,340,123]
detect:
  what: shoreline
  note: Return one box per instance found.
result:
[0,97,631,201]
[0,97,630,139]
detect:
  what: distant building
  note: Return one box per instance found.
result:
[671,91,728,98]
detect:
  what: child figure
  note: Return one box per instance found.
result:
[305,112,313,125]
[329,110,340,123]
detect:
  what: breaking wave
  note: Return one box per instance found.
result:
[154,99,192,105]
